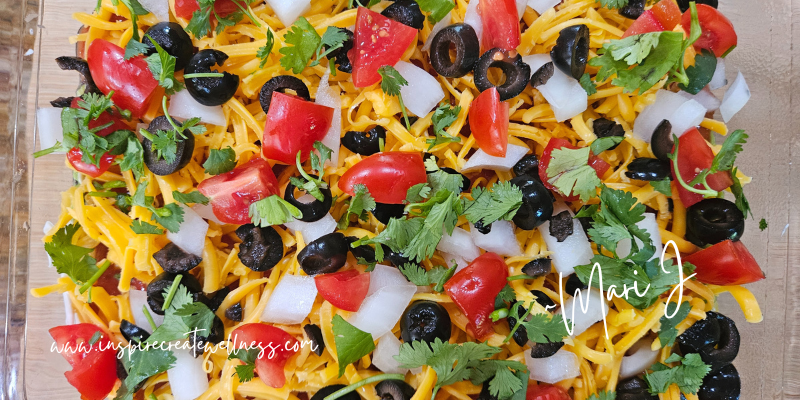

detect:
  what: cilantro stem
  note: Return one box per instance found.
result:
[78,260,111,295]
[507,274,537,281]
[33,145,59,158]
[669,135,719,198]
[161,96,184,137]
[229,0,261,27]
[295,151,322,186]
[161,274,183,311]
[397,93,412,131]
[86,191,117,198]
[503,301,534,344]
[148,394,158,400]
[183,72,225,79]
[142,305,157,331]
[491,308,509,321]
[322,374,404,400]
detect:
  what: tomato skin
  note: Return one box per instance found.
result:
[622,10,665,38]
[197,158,280,224]
[650,0,682,30]
[49,324,118,400]
[349,8,418,87]
[670,128,733,207]
[338,152,427,204]
[230,323,299,389]
[314,270,371,312]
[538,138,610,201]
[526,384,572,400]
[684,240,764,285]
[443,252,509,340]
[262,92,334,164]
[681,4,737,57]
[469,87,509,157]
[70,97,129,137]
[174,0,238,20]
[479,0,521,51]
[86,39,159,118]
[67,147,116,178]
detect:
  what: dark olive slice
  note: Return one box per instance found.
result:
[697,364,739,400]
[430,23,480,78]
[382,244,414,268]
[381,0,425,29]
[284,176,332,222]
[225,303,243,321]
[550,24,590,80]
[529,340,565,358]
[548,211,574,242]
[51,96,76,108]
[686,198,744,247]
[696,312,740,373]
[474,48,531,101]
[507,301,530,346]
[530,61,554,88]
[565,274,587,296]
[476,382,497,400]
[617,377,659,400]
[297,232,349,275]
[259,75,310,114]
[678,313,722,354]
[400,301,452,344]
[142,116,195,176]
[194,287,229,312]
[513,154,540,177]
[375,380,416,400]
[522,258,552,277]
[625,158,671,181]
[120,319,150,343]
[372,202,406,225]
[235,224,284,272]
[153,242,202,274]
[474,220,492,234]
[510,175,553,230]
[325,28,354,73]
[189,316,224,357]
[55,56,100,94]
[146,272,203,315]
[342,126,387,156]
[677,0,717,12]
[619,0,646,19]
[185,49,239,106]
[593,118,626,150]
[346,236,377,263]
[311,385,359,400]
[144,22,194,71]
[650,119,674,162]
[303,324,325,356]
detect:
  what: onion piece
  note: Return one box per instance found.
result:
[284,212,337,244]
[516,0,528,18]
[63,292,75,325]
[166,204,209,258]
[437,227,480,262]
[265,0,311,27]
[539,203,592,276]
[633,90,698,142]
[616,213,663,260]
[441,252,470,272]
[191,203,224,225]
[527,0,561,14]
[260,274,318,324]
[168,90,226,127]
[394,61,445,117]
[669,99,706,138]
[464,0,482,39]
[462,143,529,173]
[368,264,411,296]
[423,12,452,52]
[708,57,726,90]
[525,349,581,384]
[130,289,164,332]
[720,71,750,123]
[557,288,609,337]
[139,0,169,21]
[470,220,522,257]
[349,284,417,339]
[167,344,210,400]
[522,54,587,122]
[36,108,64,154]
[373,333,410,374]
[678,88,721,112]
[620,339,660,379]
[316,70,342,167]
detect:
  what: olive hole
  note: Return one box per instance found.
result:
[487,66,507,86]
[448,43,458,63]
[703,209,728,223]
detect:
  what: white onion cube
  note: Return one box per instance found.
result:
[36,107,65,154]
[167,344,210,400]
[470,220,522,257]
[348,284,416,340]
[709,57,726,90]
[260,274,318,324]
[139,0,169,22]
[168,90,226,127]
[525,349,581,384]
[539,203,592,276]
[557,288,609,337]
[316,70,342,167]
[368,264,411,296]
[462,143,529,173]
[265,0,311,27]
[437,227,480,262]
[284,213,337,244]
[720,71,750,123]
[394,61,445,117]
[615,213,662,260]
[167,204,209,258]
[372,332,409,374]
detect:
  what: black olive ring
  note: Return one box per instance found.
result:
[259,75,311,114]
[381,0,425,29]
[341,126,387,156]
[686,198,745,247]
[473,48,531,101]
[284,177,333,222]
[185,49,239,106]
[550,24,590,80]
[430,23,480,78]
[142,116,195,176]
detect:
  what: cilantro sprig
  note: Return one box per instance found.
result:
[279,18,349,73]
[503,301,569,344]
[228,348,260,382]
[338,183,376,229]
[426,103,462,150]
[332,315,374,377]
[203,147,237,175]
[139,97,205,163]
[546,146,603,201]
[249,195,303,227]
[644,353,711,395]
[185,0,261,38]
[44,223,114,301]
[289,141,333,202]
[378,65,412,131]
[256,29,276,69]
[462,181,523,227]
[399,262,456,292]
[132,181,185,233]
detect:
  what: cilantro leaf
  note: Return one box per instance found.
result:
[124,40,149,60]
[378,65,412,130]
[311,141,333,175]
[587,391,616,400]
[710,130,748,174]
[141,129,178,163]
[403,191,462,262]
[469,359,529,400]
[426,103,462,149]
[405,183,432,204]
[352,217,424,260]
[596,0,628,9]
[203,147,237,175]
[679,49,717,94]
[399,263,456,292]
[257,30,275,69]
[517,311,569,344]
[591,136,624,154]
[119,136,145,181]
[279,17,322,74]
[730,168,751,218]
[131,220,165,235]
[759,218,768,231]
[173,190,210,205]
[338,183,376,229]
[185,7,213,38]
[580,73,598,95]
[152,203,185,234]
[416,0,455,23]
[644,353,711,395]
[609,33,662,65]
[249,195,303,227]
[546,147,602,201]
[332,315,375,377]
[650,179,673,196]
[45,223,98,285]
[144,35,184,95]
[462,182,524,226]
[118,347,176,396]
[425,158,467,194]
[658,302,692,347]
[147,285,213,344]
[313,27,349,66]
[119,0,149,41]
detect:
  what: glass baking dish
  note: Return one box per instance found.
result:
[4,0,798,398]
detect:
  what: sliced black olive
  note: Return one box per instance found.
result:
[430,23,480,78]
[142,115,195,176]
[577,208,594,236]
[372,202,406,225]
[697,364,739,400]
[686,198,745,247]
[298,232,349,275]
[235,224,284,272]
[513,154,540,177]
[677,0,717,12]
[650,119,674,162]
[259,75,310,114]
[693,312,740,372]
[549,210,574,242]
[325,28,354,73]
[565,274,587,296]
[617,377,658,400]
[51,96,75,108]
[529,340,565,358]
[510,175,554,230]
[189,316,224,357]
[311,385,359,400]
[382,244,415,267]
[550,24,590,80]
[342,126,387,156]
[400,301,451,344]
[225,303,243,321]
[346,236,378,263]
[507,301,529,346]
[153,242,202,274]
[678,313,722,354]
[376,380,416,400]
[619,0,646,19]
[284,177,333,222]
[625,158,671,181]
[531,289,557,309]
[434,167,471,193]
[593,118,626,150]
[522,258,552,277]
[185,49,239,106]
[474,220,492,234]
[530,62,554,89]
[382,0,425,29]
[303,324,325,356]
[120,319,150,343]
[55,56,100,94]
[146,272,203,315]
[144,22,194,71]
[474,48,531,101]
[194,287,229,312]
[476,381,498,400]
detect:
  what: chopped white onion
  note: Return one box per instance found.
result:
[669,99,706,139]
[462,143,529,173]
[139,0,169,21]
[260,274,318,324]
[516,0,528,18]
[708,57,726,90]
[368,264,411,296]
[620,339,660,379]
[441,252,470,272]
[316,70,342,167]
[423,12,452,52]
[437,227,480,262]
[265,0,310,27]
[167,204,209,258]
[527,0,561,14]
[349,284,417,339]
[63,292,74,325]
[284,213,337,244]
[464,0,482,39]
[557,288,609,337]
[470,220,521,257]
[373,333,410,374]
[539,203,592,276]
[522,54,587,122]
[678,88,721,112]
[633,90,701,142]
[394,61,445,117]
[525,349,581,384]
[191,203,224,225]
[616,213,663,260]
[37,107,64,154]
[720,71,750,123]
[168,90,226,127]
[167,344,210,400]
[130,289,164,333]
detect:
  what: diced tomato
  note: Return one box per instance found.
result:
[684,240,764,285]
[261,92,334,164]
[681,4,737,57]
[526,384,572,400]
[67,147,116,178]
[49,324,118,400]
[338,152,427,204]
[479,0,521,51]
[469,87,509,157]
[70,97,129,137]
[314,270,371,312]
[650,0,682,30]
[670,128,733,207]
[86,39,159,118]
[349,8,418,87]
[622,10,665,38]
[197,158,280,224]
[230,323,299,388]
[174,0,239,20]
[538,138,610,201]
[443,252,509,340]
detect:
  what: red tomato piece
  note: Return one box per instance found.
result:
[670,128,733,207]
[622,10,665,38]
[681,4,737,57]
[314,270,371,312]
[338,152,427,204]
[230,323,299,388]
[86,39,159,118]
[650,0,682,30]
[197,158,280,224]
[469,87,509,157]
[70,97,129,137]
[443,252,509,340]
[684,240,764,285]
[349,8,418,87]
[50,324,118,400]
[526,384,572,400]
[67,147,116,178]
[261,92,334,164]
[174,0,239,20]
[479,0,521,52]
[538,138,610,201]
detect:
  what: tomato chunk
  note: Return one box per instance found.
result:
[50,324,118,400]
[526,384,572,400]
[670,128,733,207]
[67,147,116,178]
[622,10,665,38]
[86,39,159,118]
[681,4,737,57]
[650,0,682,30]
[197,158,280,224]
[443,252,509,340]
[349,8,418,87]
[338,152,427,204]
[314,270,371,312]
[538,138,610,201]
[479,0,521,51]
[262,92,334,164]
[174,0,239,20]
[230,323,298,388]
[469,87,509,157]
[684,240,764,285]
